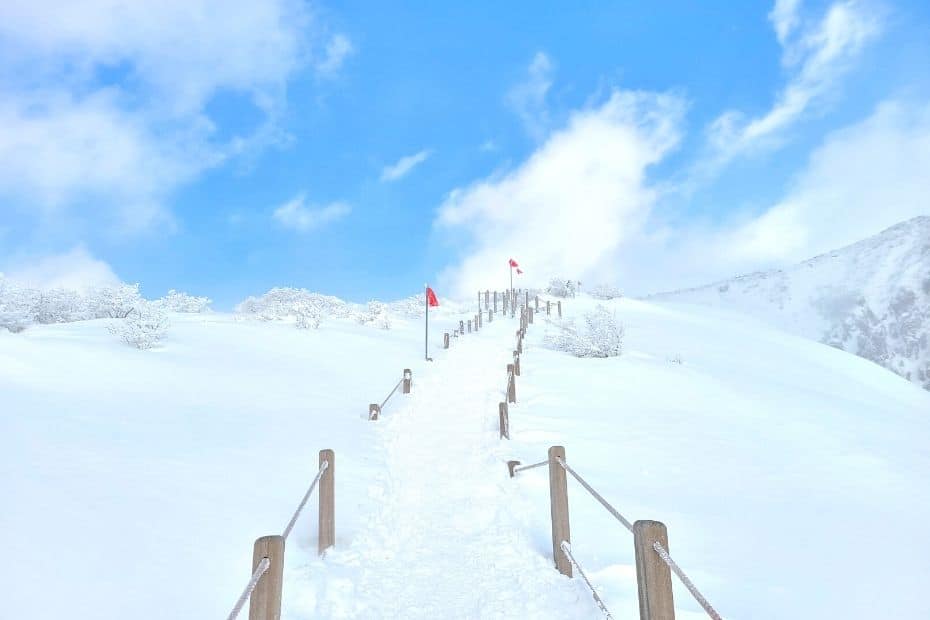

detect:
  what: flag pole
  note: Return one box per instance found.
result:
[424,283,429,361]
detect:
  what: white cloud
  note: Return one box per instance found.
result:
[273,194,351,233]
[0,0,316,232]
[3,246,120,290]
[707,1,880,164]
[435,90,685,296]
[380,149,432,182]
[315,33,354,76]
[506,52,554,141]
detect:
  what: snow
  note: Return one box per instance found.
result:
[2,293,929,619]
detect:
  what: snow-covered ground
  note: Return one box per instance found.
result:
[2,295,928,619]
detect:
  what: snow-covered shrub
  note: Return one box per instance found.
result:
[547,278,581,298]
[157,290,212,313]
[87,284,143,319]
[236,287,350,327]
[108,303,170,349]
[357,300,391,329]
[544,305,623,358]
[590,284,622,300]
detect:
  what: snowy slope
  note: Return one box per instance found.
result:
[649,216,930,390]
[2,295,929,619]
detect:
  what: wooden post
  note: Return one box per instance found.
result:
[368,403,380,420]
[535,295,539,312]
[402,369,412,394]
[513,351,521,376]
[548,446,572,577]
[547,300,551,316]
[488,310,493,323]
[494,291,498,312]
[318,449,335,555]
[443,332,449,349]
[507,460,521,477]
[506,364,516,403]
[498,402,510,439]
[460,320,465,333]
[477,313,482,329]
[634,520,675,620]
[528,308,534,324]
[467,320,472,333]
[249,535,284,620]
[557,301,562,318]
[485,290,490,309]
[525,290,529,309]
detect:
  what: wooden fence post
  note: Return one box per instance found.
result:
[459,320,465,334]
[548,446,572,577]
[506,364,516,403]
[513,351,521,376]
[485,290,490,309]
[498,402,510,439]
[249,535,284,620]
[634,520,675,620]
[368,403,380,420]
[535,295,539,312]
[444,332,450,349]
[318,449,335,555]
[468,320,472,333]
[403,369,412,394]
[525,291,529,309]
[547,300,551,316]
[488,309,493,323]
[494,291,498,312]
[528,308,534,324]
[558,301,562,318]
[517,331,523,354]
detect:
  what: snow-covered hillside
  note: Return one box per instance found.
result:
[650,216,930,391]
[2,293,928,619]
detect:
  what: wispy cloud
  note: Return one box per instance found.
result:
[315,33,354,76]
[436,90,684,295]
[2,246,120,290]
[506,52,554,141]
[0,0,317,232]
[273,194,350,232]
[380,149,432,182]
[705,0,881,166]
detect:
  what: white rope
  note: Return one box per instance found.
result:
[653,541,723,620]
[225,557,270,620]
[512,459,548,474]
[560,542,614,620]
[281,460,329,541]
[555,457,633,533]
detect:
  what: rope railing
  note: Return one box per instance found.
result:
[555,456,634,533]
[653,540,723,620]
[512,459,547,474]
[282,459,329,541]
[226,557,270,620]
[380,377,404,411]
[560,542,614,620]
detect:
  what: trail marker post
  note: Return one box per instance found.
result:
[548,446,572,577]
[634,520,676,620]
[249,535,284,620]
[318,449,335,555]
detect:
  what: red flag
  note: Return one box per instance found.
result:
[426,287,440,307]
[509,258,519,267]
[516,268,523,274]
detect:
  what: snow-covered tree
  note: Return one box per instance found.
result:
[157,290,212,313]
[356,300,391,329]
[108,303,170,349]
[88,284,143,319]
[547,278,581,298]
[544,305,623,358]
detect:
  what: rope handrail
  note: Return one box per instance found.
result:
[512,459,547,474]
[282,460,329,541]
[653,541,723,620]
[555,457,633,533]
[560,541,614,619]
[380,377,404,410]
[225,557,270,620]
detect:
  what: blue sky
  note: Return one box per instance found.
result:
[1,0,929,307]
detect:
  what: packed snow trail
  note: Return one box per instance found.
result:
[293,318,592,619]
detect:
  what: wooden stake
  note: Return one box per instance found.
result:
[548,446,572,577]
[249,535,284,620]
[528,308,534,324]
[468,320,472,333]
[634,520,676,620]
[498,402,510,439]
[535,295,539,312]
[459,320,465,334]
[368,403,380,420]
[513,351,521,376]
[402,369,412,394]
[506,364,516,403]
[557,301,562,318]
[494,291,498,312]
[318,449,335,555]
[547,300,551,316]
[443,332,449,349]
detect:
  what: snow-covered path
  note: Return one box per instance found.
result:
[298,320,590,619]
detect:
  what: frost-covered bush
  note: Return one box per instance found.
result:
[108,303,170,349]
[157,290,212,313]
[236,287,350,327]
[547,278,581,298]
[544,305,623,358]
[589,284,622,300]
[87,284,143,319]
[356,300,391,329]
